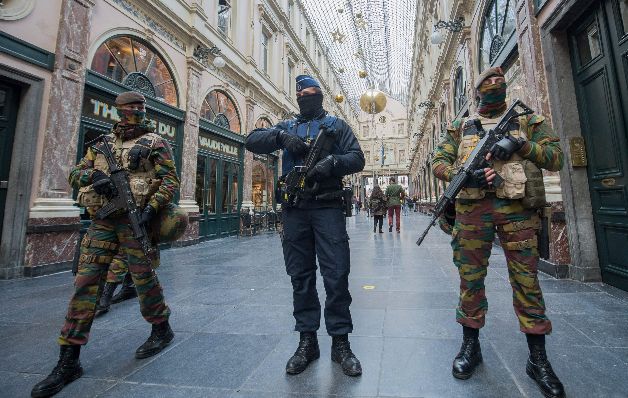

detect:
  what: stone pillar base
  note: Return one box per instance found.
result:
[24,216,82,276]
[30,197,80,219]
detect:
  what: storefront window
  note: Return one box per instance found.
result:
[479,0,516,70]
[208,158,217,214]
[200,90,242,134]
[221,163,230,213]
[195,155,206,213]
[230,163,239,211]
[90,36,178,107]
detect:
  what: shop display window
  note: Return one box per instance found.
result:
[200,90,241,134]
[91,36,178,107]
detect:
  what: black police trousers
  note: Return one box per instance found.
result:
[281,206,353,335]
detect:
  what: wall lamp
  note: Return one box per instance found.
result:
[417,101,435,109]
[193,45,226,68]
[431,17,464,45]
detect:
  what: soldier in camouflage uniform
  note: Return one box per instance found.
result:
[432,67,565,398]
[31,92,178,398]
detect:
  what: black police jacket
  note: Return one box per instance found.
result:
[245,111,365,208]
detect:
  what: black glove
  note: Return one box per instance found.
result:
[91,170,116,199]
[139,205,156,226]
[466,168,490,189]
[490,135,525,160]
[276,131,309,156]
[128,145,151,170]
[306,155,337,182]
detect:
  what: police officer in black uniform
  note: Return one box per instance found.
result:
[246,75,365,376]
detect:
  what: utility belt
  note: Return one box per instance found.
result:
[276,177,353,216]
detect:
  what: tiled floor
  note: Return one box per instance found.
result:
[1,211,627,397]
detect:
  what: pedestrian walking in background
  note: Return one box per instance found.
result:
[385,177,405,232]
[402,197,409,216]
[369,186,387,233]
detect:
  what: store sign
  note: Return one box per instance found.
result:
[198,131,239,157]
[82,94,177,140]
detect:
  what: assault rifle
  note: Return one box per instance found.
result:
[86,135,154,256]
[279,127,336,207]
[415,99,534,246]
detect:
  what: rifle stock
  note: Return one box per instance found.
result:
[415,99,534,247]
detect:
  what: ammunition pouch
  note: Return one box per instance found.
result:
[521,160,547,209]
[77,185,105,209]
[495,161,527,200]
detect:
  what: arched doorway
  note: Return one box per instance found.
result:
[249,117,278,211]
[196,89,244,239]
[252,164,267,209]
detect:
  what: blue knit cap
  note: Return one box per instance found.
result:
[296,75,320,92]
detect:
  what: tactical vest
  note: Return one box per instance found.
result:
[455,114,546,208]
[77,132,161,213]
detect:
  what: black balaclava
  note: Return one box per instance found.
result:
[297,93,324,120]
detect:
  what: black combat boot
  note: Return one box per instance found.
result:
[31,345,82,398]
[135,321,174,359]
[286,332,320,375]
[389,225,393,232]
[94,282,118,317]
[111,273,137,304]
[452,327,482,380]
[526,339,565,398]
[331,334,362,376]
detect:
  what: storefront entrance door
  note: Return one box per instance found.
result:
[569,0,628,290]
[196,155,240,240]
[0,81,20,245]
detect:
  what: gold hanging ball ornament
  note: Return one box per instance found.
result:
[358,70,368,79]
[359,89,387,114]
[334,94,345,103]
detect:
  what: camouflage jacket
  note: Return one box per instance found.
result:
[69,125,180,211]
[432,113,564,182]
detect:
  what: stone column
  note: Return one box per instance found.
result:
[179,57,203,213]
[241,98,256,210]
[30,0,95,218]
[515,0,570,275]
[24,0,95,275]
[176,57,204,244]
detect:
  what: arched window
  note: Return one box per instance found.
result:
[453,67,466,115]
[255,117,272,129]
[479,0,516,70]
[91,36,178,106]
[200,90,242,134]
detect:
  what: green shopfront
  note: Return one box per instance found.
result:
[195,90,244,240]
[195,121,244,240]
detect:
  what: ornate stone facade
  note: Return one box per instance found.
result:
[0,0,356,277]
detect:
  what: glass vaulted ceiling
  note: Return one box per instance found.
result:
[300,0,418,113]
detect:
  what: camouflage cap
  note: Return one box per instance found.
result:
[115,91,146,106]
[475,67,505,89]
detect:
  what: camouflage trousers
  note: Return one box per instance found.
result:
[58,216,170,346]
[106,245,160,283]
[451,195,551,335]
